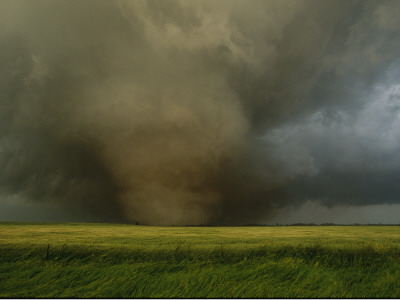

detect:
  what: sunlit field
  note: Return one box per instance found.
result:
[1,223,400,298]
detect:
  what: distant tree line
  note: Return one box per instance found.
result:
[183,223,400,227]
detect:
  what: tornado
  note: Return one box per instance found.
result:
[1,0,400,225]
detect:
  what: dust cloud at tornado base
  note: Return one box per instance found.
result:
[1,0,400,225]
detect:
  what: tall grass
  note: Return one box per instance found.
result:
[0,223,399,298]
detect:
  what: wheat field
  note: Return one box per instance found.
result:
[1,223,400,298]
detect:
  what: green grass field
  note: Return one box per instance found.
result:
[1,223,400,298]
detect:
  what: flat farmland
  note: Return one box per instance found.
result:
[1,223,400,298]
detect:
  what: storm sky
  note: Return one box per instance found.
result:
[1,0,400,225]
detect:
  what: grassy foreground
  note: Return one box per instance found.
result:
[1,223,400,298]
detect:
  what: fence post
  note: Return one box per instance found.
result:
[46,243,50,260]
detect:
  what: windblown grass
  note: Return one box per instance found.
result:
[1,223,400,298]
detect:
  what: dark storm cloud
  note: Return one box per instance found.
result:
[1,0,400,225]
[261,82,400,209]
